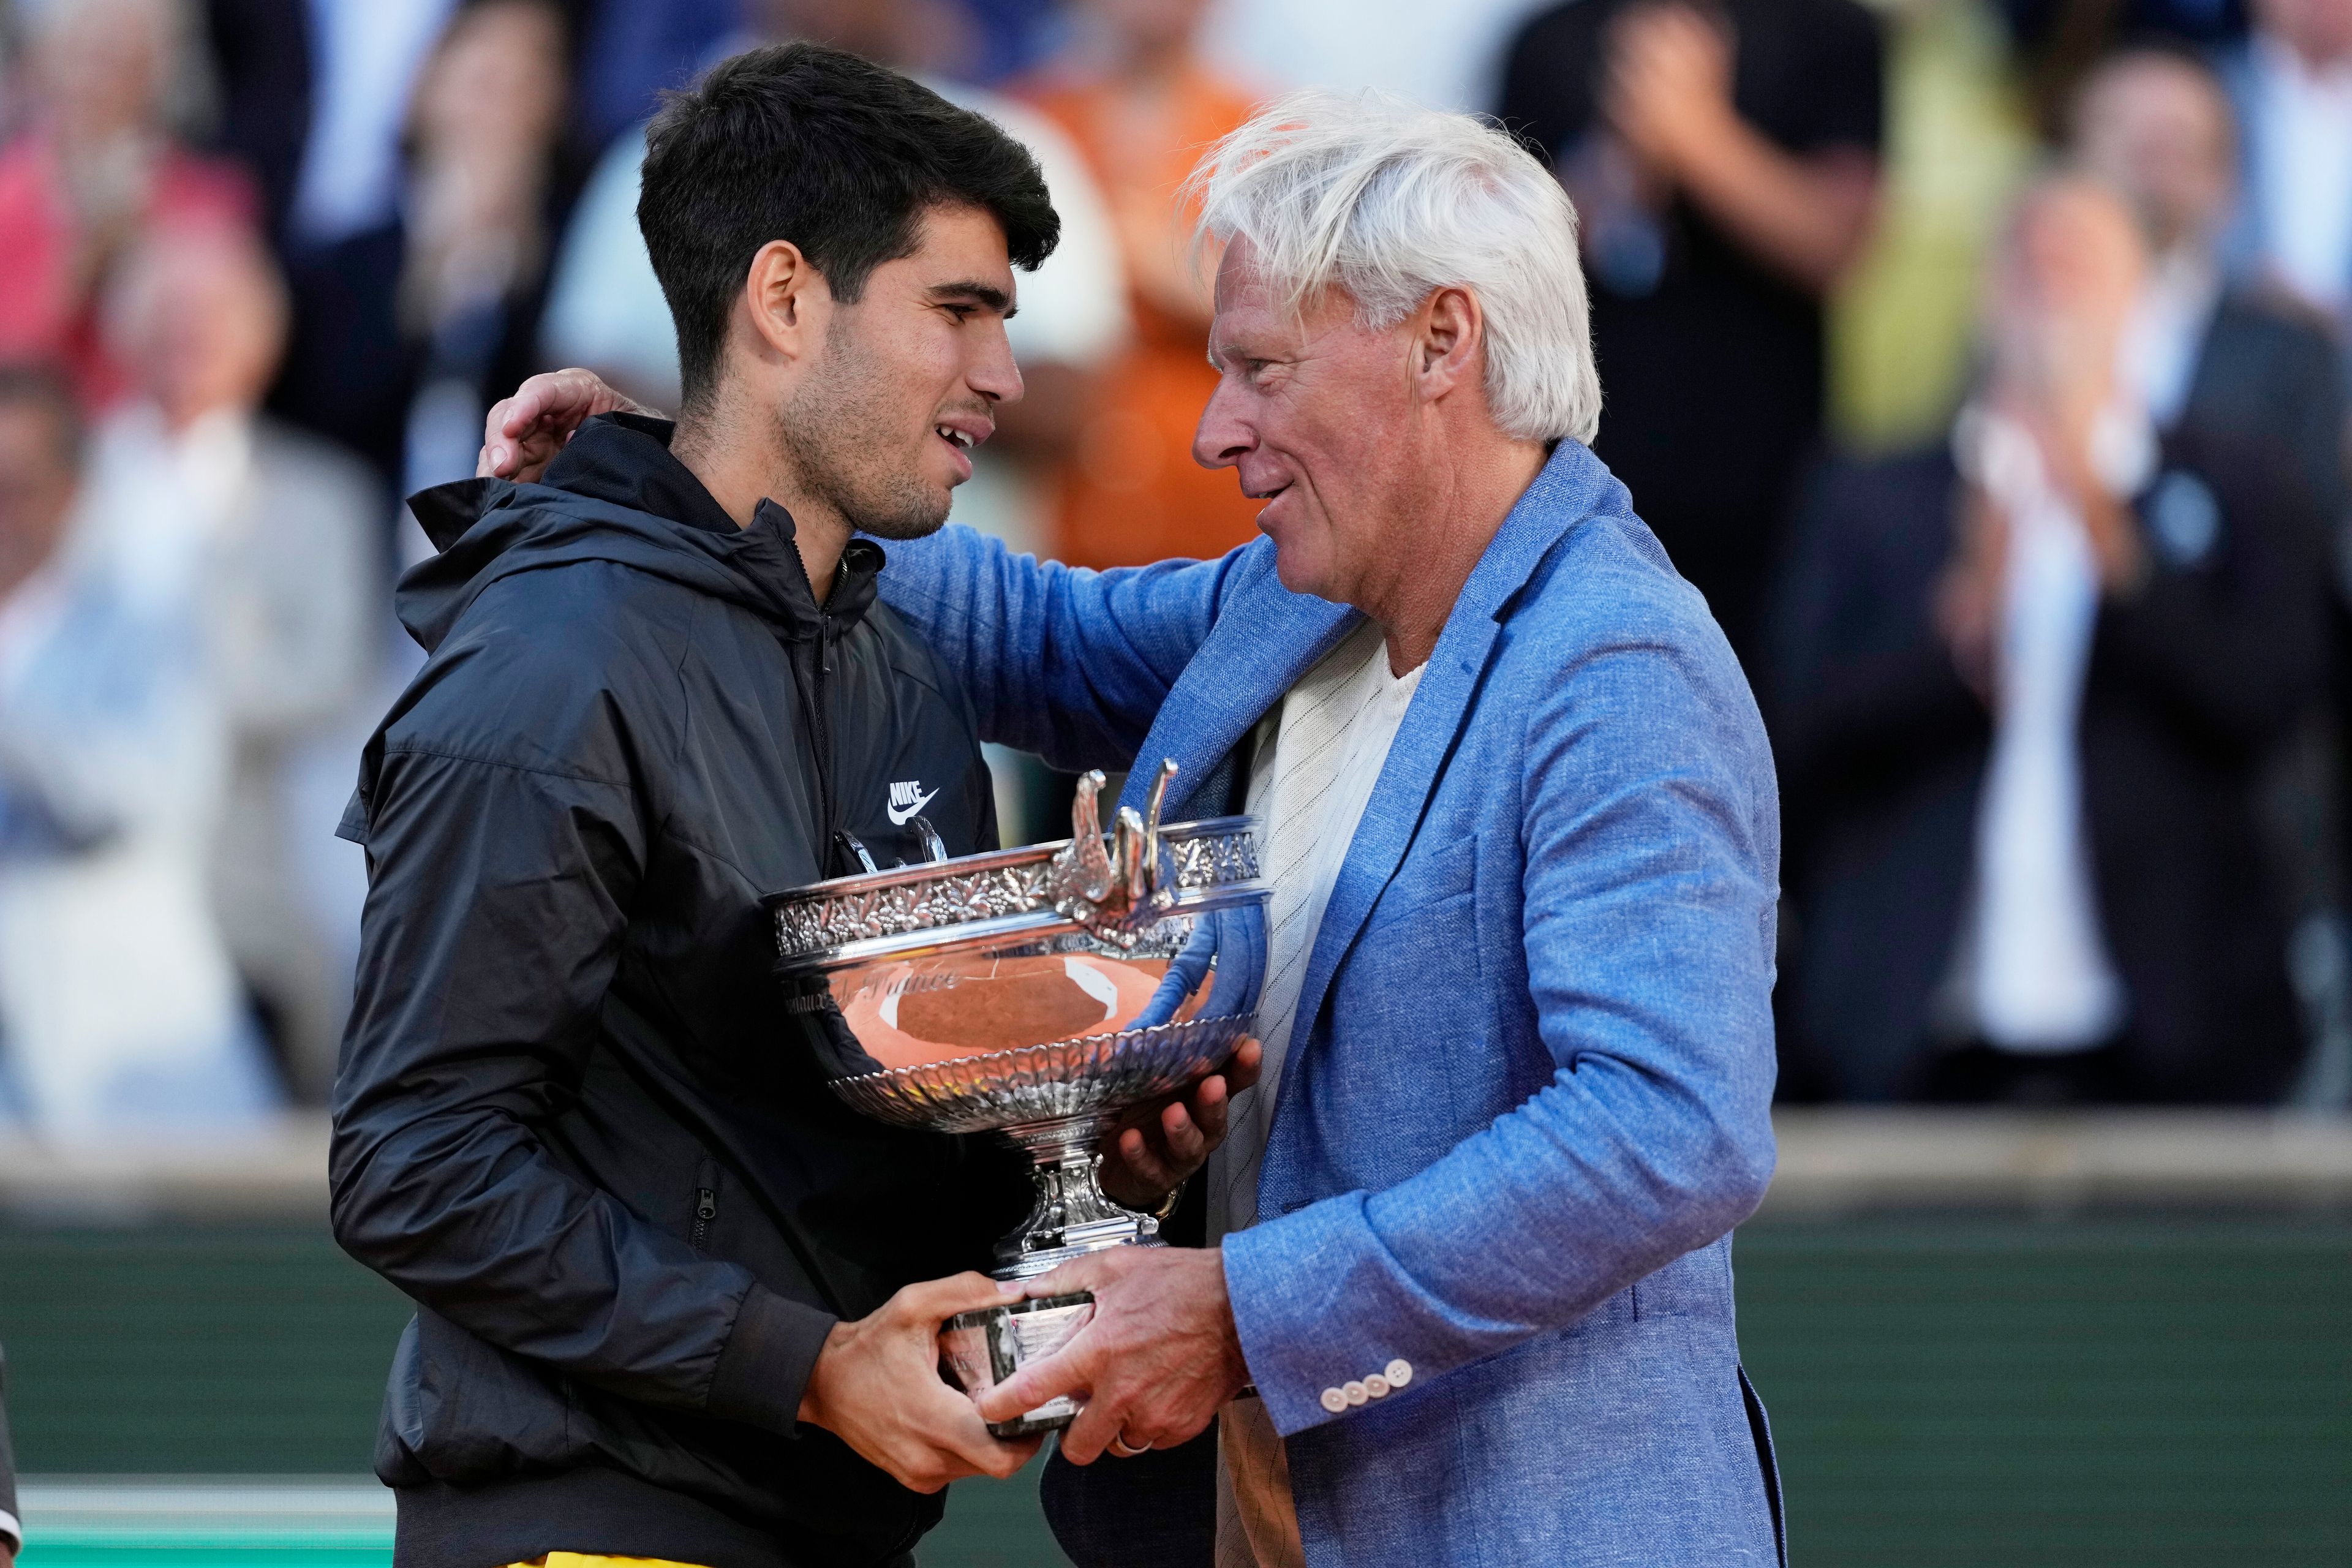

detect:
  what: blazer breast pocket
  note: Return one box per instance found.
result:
[1351,832,1483,994]
[1363,830,1479,935]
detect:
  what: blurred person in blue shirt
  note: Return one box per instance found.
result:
[0,358,279,1137]
[2220,0,2352,367]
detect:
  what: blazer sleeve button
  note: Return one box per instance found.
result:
[1343,1381,1368,1406]
[1363,1374,1391,1398]
[1320,1387,1350,1414]
[1385,1359,1413,1387]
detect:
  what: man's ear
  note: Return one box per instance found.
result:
[1414,285,1484,402]
[741,239,830,365]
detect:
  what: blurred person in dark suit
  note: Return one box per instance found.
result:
[267,0,459,488]
[1773,176,2328,1104]
[2078,47,2347,527]
[2074,47,2352,1094]
[81,222,381,1099]
[570,0,741,155]
[398,0,585,494]
[1499,0,1883,676]
[0,0,257,409]
[198,0,314,237]
[0,360,278,1135]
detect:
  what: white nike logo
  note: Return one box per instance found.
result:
[886,780,940,826]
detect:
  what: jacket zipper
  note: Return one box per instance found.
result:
[691,1155,720,1250]
[815,611,834,843]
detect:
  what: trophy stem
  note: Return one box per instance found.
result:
[993,1115,1164,1279]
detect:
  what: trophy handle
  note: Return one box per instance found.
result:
[1048,760,1181,943]
[1063,771,1114,903]
[1140,756,1177,872]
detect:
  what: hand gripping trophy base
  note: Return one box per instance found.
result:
[873,1011,1254,1437]
[941,1117,1174,1439]
[769,762,1267,1439]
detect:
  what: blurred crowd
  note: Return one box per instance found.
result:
[0,0,2346,1136]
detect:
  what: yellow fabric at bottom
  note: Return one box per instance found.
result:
[508,1555,712,1568]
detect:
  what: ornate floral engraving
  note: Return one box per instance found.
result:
[1169,829,1259,888]
[769,821,1259,960]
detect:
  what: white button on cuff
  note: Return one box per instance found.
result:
[1343,1380,1368,1406]
[1385,1359,1413,1387]
[1363,1374,1391,1399]
[1319,1387,1349,1414]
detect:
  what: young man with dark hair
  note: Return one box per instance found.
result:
[331,43,1240,1568]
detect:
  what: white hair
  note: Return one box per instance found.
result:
[1188,89,1601,446]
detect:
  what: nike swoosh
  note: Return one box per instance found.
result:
[886,787,941,826]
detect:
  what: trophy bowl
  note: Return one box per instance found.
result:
[765,763,1267,1435]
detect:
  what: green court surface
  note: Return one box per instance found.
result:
[26,1554,383,1567]
[11,1471,1055,1568]
[4,1215,2347,1566]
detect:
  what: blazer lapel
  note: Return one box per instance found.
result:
[1267,445,1611,1165]
[1117,558,1355,821]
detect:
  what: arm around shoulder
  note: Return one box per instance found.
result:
[876,524,1254,769]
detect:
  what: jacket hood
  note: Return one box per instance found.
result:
[399,413,881,655]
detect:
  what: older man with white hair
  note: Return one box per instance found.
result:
[486,88,1783,1568]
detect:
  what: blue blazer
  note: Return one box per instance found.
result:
[882,440,1785,1567]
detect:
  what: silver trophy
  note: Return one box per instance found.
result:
[766,761,1267,1436]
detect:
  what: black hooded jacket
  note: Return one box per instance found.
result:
[330,415,1028,1568]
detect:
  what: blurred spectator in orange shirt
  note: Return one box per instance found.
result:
[0,0,256,410]
[1024,0,1264,569]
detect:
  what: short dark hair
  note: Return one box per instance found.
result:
[2071,40,2236,153]
[0,361,85,470]
[639,43,1060,413]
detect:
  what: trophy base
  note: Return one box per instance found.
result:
[943,1118,1194,1436]
[992,1116,1170,1276]
[941,1292,1098,1438]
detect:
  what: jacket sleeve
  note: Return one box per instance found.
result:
[876,524,1247,771]
[329,738,829,1436]
[1221,620,1780,1438]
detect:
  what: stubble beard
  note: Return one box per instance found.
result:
[780,328,953,543]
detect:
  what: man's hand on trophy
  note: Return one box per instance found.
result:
[974,1246,1250,1464]
[1098,1036,1262,1212]
[478,368,653,483]
[797,1272,1041,1492]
